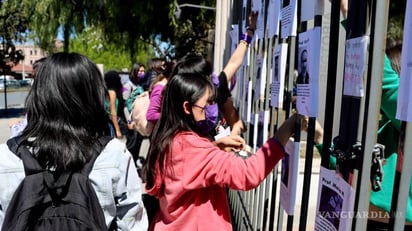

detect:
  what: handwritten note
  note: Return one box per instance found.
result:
[343,36,369,97]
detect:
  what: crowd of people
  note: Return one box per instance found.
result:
[0,1,410,231]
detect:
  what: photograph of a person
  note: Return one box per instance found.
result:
[274,55,279,82]
[281,153,289,187]
[318,185,343,230]
[297,48,310,84]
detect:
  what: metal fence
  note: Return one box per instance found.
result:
[213,0,412,230]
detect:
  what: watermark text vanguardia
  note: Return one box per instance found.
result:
[318,211,405,219]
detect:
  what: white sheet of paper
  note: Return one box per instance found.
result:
[267,0,281,37]
[301,0,325,21]
[252,0,266,38]
[301,0,316,21]
[244,80,253,123]
[280,0,297,38]
[214,126,231,141]
[271,43,288,108]
[343,36,369,97]
[314,167,355,231]
[254,54,264,101]
[296,27,321,117]
[280,140,299,215]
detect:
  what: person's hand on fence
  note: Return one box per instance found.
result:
[274,113,299,146]
[215,134,246,153]
[248,11,258,32]
[301,116,324,145]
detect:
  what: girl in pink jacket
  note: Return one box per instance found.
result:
[143,73,296,231]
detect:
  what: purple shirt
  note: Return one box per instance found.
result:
[146,83,165,123]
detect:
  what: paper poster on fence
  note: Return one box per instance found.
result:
[397,0,412,121]
[301,0,315,21]
[254,54,264,101]
[301,0,325,22]
[234,67,245,108]
[314,167,355,231]
[230,25,239,53]
[243,80,253,123]
[252,0,266,39]
[271,43,288,108]
[280,139,299,215]
[343,36,369,97]
[281,0,297,38]
[267,0,281,37]
[296,27,321,117]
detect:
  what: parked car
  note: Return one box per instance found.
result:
[0,79,21,90]
[19,79,33,87]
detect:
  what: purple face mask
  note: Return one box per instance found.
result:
[137,72,145,80]
[195,103,219,133]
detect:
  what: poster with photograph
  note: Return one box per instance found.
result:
[280,0,297,38]
[267,0,281,38]
[343,36,369,97]
[280,139,299,215]
[397,0,412,121]
[271,43,288,108]
[250,110,266,151]
[296,27,321,117]
[314,167,355,231]
[254,54,264,101]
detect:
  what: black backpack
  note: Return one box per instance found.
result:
[2,136,113,231]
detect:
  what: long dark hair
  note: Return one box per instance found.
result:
[172,54,213,77]
[148,60,176,93]
[143,73,216,189]
[104,70,125,119]
[129,63,145,85]
[21,52,111,172]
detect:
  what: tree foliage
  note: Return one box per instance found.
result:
[69,27,154,71]
[0,0,28,73]
[94,0,174,62]
[21,0,216,61]
[387,0,406,41]
[169,0,216,59]
[21,0,110,53]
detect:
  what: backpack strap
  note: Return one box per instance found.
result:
[7,136,43,176]
[42,136,112,200]
[80,136,113,175]
[14,136,112,199]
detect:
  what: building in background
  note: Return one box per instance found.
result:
[13,39,63,79]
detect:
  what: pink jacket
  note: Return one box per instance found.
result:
[146,131,285,231]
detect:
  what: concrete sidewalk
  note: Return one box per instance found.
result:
[0,108,25,143]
